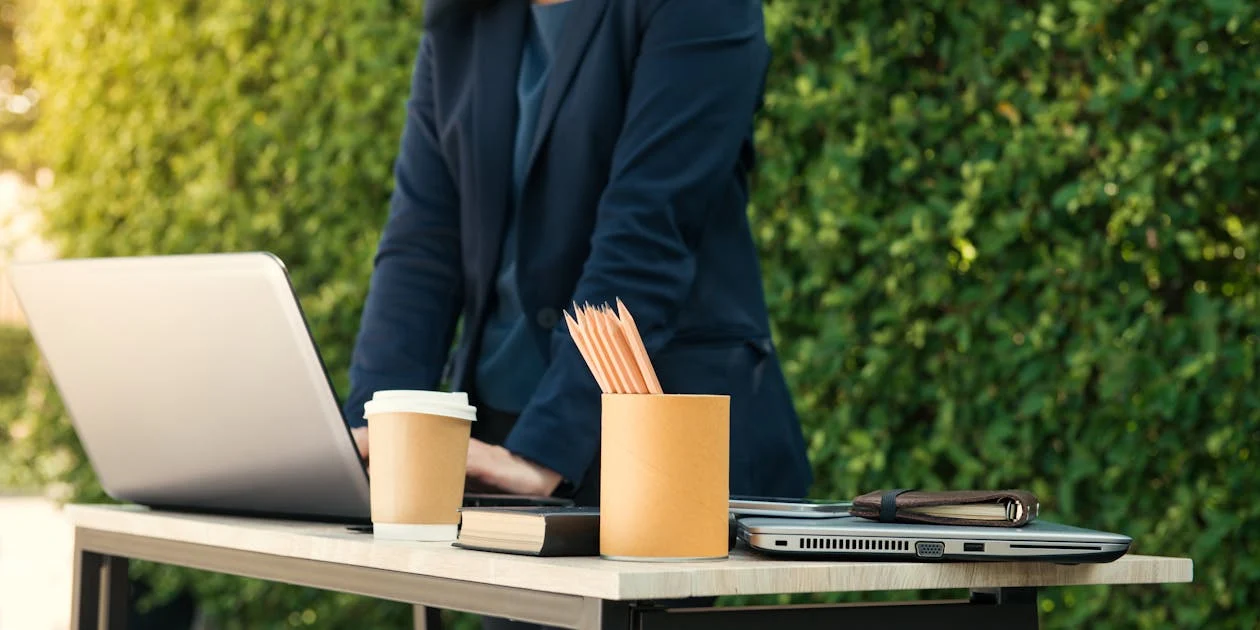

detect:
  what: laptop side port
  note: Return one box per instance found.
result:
[964,542,984,552]
[915,541,945,558]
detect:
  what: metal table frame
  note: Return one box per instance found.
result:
[73,527,1040,629]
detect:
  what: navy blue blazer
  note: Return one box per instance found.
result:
[345,0,813,498]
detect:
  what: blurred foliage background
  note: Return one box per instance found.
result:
[2,0,1258,628]
[0,0,36,173]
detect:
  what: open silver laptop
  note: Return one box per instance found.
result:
[738,515,1131,563]
[8,253,372,522]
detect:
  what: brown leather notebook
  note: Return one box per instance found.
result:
[849,489,1039,527]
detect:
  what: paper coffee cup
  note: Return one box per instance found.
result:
[364,390,476,541]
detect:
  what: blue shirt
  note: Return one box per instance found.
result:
[475,2,572,413]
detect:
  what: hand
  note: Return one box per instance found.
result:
[465,438,563,496]
[351,427,369,473]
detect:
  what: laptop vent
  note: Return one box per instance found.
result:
[799,537,908,551]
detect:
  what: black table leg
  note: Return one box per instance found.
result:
[414,605,444,630]
[103,555,131,629]
[73,541,130,630]
[970,587,1039,627]
[596,601,633,630]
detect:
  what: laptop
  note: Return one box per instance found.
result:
[737,515,1131,563]
[9,252,373,523]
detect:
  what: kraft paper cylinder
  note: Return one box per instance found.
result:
[600,394,730,560]
[367,411,471,528]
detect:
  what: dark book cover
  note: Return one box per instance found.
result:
[455,506,600,557]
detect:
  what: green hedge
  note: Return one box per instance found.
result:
[0,0,38,172]
[0,325,32,397]
[0,325,35,484]
[10,0,1259,628]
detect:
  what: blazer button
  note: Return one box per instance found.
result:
[536,307,559,329]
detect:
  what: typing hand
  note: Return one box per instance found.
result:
[465,438,563,496]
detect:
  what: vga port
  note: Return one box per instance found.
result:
[915,541,945,558]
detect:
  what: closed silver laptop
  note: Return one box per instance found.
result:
[9,253,371,522]
[738,515,1131,563]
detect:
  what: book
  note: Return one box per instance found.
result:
[454,506,600,557]
[902,502,1026,522]
[850,490,1039,527]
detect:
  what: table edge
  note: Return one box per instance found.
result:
[62,504,1196,600]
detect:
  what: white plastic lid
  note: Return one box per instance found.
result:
[363,390,477,422]
[371,390,469,406]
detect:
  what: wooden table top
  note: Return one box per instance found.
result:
[65,504,1193,601]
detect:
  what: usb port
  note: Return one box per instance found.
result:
[775,539,788,547]
[964,542,984,552]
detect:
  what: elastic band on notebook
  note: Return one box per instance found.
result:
[880,489,913,523]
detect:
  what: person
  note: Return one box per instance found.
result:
[344,0,812,623]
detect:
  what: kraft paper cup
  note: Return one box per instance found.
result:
[363,390,476,542]
[599,393,730,561]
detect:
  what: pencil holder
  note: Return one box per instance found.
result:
[599,393,730,561]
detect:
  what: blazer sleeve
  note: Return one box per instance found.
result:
[343,36,463,428]
[503,0,769,485]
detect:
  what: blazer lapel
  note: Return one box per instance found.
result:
[522,0,609,183]
[471,0,528,279]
